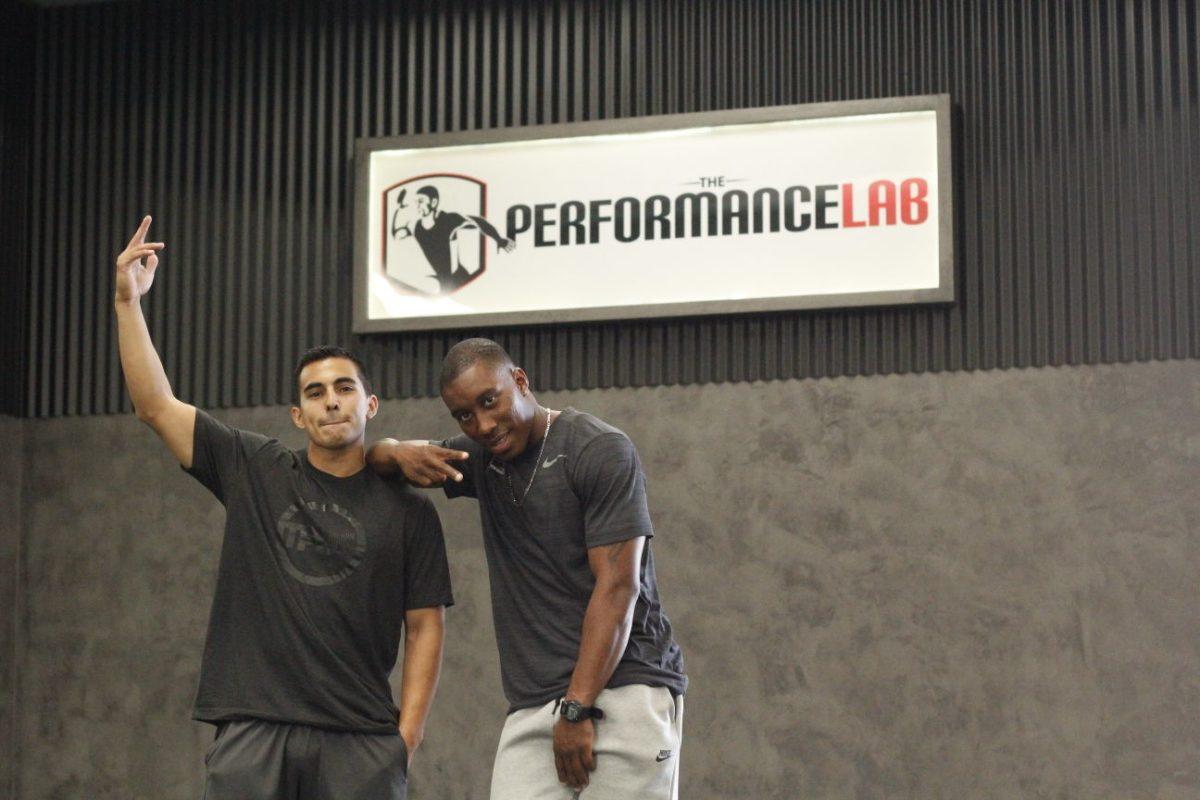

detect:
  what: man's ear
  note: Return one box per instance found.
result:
[290,405,305,430]
[512,366,530,395]
[366,395,379,420]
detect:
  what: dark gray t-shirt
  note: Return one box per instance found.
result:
[186,410,454,734]
[444,408,687,711]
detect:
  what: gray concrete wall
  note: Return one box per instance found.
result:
[11,361,1200,799]
[0,415,23,800]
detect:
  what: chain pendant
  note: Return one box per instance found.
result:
[502,408,554,507]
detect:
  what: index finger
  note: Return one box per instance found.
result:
[428,444,469,462]
[126,215,152,249]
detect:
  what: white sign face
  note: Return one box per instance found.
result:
[354,97,953,332]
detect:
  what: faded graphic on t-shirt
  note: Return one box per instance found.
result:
[275,500,367,586]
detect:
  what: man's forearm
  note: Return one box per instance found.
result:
[367,439,468,486]
[115,298,176,421]
[398,611,446,750]
[366,439,404,477]
[564,580,638,707]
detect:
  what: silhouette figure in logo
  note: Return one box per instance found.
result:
[392,185,516,294]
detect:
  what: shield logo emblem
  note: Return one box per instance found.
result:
[381,174,489,296]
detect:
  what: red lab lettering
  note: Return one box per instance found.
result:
[844,180,927,228]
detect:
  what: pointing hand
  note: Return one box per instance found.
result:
[114,216,166,304]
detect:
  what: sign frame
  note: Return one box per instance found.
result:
[353,94,954,334]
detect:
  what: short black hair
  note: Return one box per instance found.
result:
[440,338,514,391]
[294,345,372,399]
[416,185,439,204]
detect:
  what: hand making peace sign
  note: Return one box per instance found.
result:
[114,215,166,304]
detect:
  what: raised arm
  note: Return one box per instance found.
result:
[114,216,197,467]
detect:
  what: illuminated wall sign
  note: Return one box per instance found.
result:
[353,95,954,333]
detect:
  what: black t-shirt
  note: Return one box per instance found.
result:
[185,410,454,734]
[444,408,687,711]
[414,211,471,291]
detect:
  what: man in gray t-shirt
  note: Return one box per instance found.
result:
[370,338,687,800]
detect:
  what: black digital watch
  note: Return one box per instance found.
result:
[557,699,605,723]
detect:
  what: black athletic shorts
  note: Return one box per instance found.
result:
[202,719,408,800]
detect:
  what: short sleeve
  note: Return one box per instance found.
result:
[404,498,456,610]
[572,432,655,549]
[439,433,478,500]
[184,410,273,504]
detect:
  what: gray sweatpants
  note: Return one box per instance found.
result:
[490,684,684,800]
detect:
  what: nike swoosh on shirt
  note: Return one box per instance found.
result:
[542,454,566,469]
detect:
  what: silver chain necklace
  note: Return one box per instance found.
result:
[503,407,554,507]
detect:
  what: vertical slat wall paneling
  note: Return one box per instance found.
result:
[7,0,1200,417]
[0,0,34,417]
[22,10,46,417]
[35,13,56,416]
[1184,0,1200,360]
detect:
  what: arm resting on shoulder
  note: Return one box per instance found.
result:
[367,438,469,487]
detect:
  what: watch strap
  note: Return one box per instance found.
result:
[555,698,605,721]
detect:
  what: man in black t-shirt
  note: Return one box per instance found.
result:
[114,217,453,800]
[369,339,687,800]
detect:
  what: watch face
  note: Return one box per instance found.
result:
[563,702,583,722]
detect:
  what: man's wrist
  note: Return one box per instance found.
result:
[564,688,597,707]
[399,725,423,749]
[557,698,604,723]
